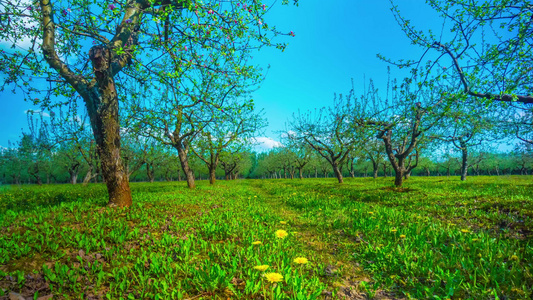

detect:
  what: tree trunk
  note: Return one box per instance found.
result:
[146,163,155,183]
[209,166,216,185]
[69,170,78,184]
[333,164,343,183]
[373,165,378,179]
[85,46,132,207]
[175,143,195,189]
[299,168,303,179]
[394,169,403,186]
[383,164,387,178]
[460,144,468,181]
[83,167,94,186]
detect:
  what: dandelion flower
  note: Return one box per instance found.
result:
[399,234,406,239]
[293,257,308,264]
[252,241,262,245]
[511,255,519,261]
[391,229,398,233]
[275,229,288,239]
[254,265,269,271]
[368,212,374,215]
[279,221,287,225]
[461,229,469,233]
[264,272,283,283]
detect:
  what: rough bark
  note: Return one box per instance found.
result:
[87,46,132,207]
[175,143,195,189]
[333,164,343,183]
[209,166,216,185]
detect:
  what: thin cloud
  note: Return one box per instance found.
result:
[253,136,283,151]
[24,110,50,117]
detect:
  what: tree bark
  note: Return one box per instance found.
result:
[333,164,343,183]
[82,166,95,186]
[175,143,195,189]
[394,169,403,186]
[146,162,155,183]
[69,170,78,184]
[209,166,216,185]
[86,47,132,207]
[460,141,468,181]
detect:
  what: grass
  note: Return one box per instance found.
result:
[0,176,531,299]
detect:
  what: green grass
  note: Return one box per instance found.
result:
[0,176,532,299]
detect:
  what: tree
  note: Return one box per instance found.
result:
[364,138,385,178]
[388,1,532,105]
[1,0,295,207]
[431,99,496,180]
[287,89,365,184]
[192,100,265,185]
[360,77,446,187]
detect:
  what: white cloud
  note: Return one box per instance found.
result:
[280,130,296,138]
[24,110,50,117]
[253,136,283,151]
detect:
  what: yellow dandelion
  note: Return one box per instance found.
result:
[472,238,479,242]
[264,272,283,283]
[319,208,322,211]
[354,209,358,212]
[510,255,519,261]
[254,265,269,271]
[293,257,308,264]
[275,229,288,239]
[461,229,469,233]
[391,229,398,233]
[252,241,262,245]
[279,221,287,225]
[477,254,482,258]
[368,211,374,215]
[399,234,406,239]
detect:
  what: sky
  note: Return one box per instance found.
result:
[248,0,443,150]
[0,1,447,150]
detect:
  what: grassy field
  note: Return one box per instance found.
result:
[0,176,532,299]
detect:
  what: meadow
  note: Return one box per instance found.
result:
[0,176,531,299]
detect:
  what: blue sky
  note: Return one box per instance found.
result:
[0,1,443,149]
[249,0,442,149]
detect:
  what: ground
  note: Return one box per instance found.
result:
[0,176,531,299]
